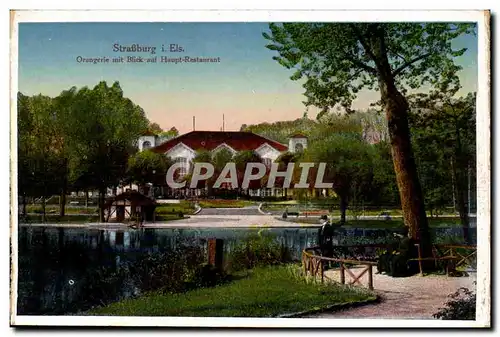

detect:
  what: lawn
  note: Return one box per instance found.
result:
[155,202,196,215]
[198,199,255,208]
[262,203,457,218]
[19,213,187,223]
[89,265,376,317]
[19,214,101,223]
[276,217,461,228]
[25,205,98,215]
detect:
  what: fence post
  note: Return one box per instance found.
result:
[368,265,373,290]
[207,238,224,270]
[416,243,423,276]
[340,262,345,285]
[320,260,324,283]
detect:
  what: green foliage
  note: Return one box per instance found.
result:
[18,93,68,202]
[18,81,152,221]
[264,22,475,246]
[370,141,400,205]
[62,81,149,193]
[159,127,179,139]
[227,230,293,272]
[304,127,374,221]
[241,117,317,144]
[433,287,476,320]
[409,91,476,218]
[264,22,475,114]
[126,150,172,186]
[155,203,195,215]
[148,122,163,134]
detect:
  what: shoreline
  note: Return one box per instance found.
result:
[17,222,323,229]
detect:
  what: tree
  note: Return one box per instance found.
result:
[370,141,400,207]
[148,122,163,134]
[409,91,476,243]
[159,127,179,139]
[305,132,374,224]
[264,22,475,257]
[212,148,235,193]
[18,93,68,221]
[241,118,317,144]
[234,150,265,195]
[18,92,33,217]
[274,151,302,198]
[189,150,214,192]
[126,150,172,194]
[63,81,149,222]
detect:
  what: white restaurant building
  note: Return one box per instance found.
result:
[138,130,308,198]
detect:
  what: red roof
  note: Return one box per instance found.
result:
[151,131,288,153]
[289,133,308,138]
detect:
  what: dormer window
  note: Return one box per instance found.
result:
[295,143,304,152]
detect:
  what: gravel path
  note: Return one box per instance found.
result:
[305,266,476,319]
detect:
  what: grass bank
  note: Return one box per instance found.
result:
[89,265,375,317]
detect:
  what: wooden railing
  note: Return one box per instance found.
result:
[433,244,477,268]
[409,243,477,275]
[302,246,377,290]
[303,243,477,288]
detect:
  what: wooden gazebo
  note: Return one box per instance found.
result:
[104,190,157,223]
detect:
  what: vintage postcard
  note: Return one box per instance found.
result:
[9,10,491,328]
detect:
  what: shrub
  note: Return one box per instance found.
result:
[433,286,476,320]
[185,263,230,289]
[228,230,292,272]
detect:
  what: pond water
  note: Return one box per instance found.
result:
[16,226,321,316]
[16,224,475,316]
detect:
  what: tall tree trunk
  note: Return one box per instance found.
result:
[452,121,470,244]
[59,189,66,217]
[451,158,470,244]
[98,186,106,222]
[41,196,46,223]
[85,190,89,208]
[339,195,348,225]
[22,193,27,217]
[384,91,431,249]
[370,26,431,259]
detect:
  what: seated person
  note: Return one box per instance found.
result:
[377,227,416,276]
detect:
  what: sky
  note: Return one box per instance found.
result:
[18,22,478,134]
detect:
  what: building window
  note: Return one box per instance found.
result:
[175,157,189,177]
[295,143,304,152]
[142,141,152,150]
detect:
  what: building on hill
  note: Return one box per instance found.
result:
[137,130,174,151]
[288,133,308,153]
[137,130,308,198]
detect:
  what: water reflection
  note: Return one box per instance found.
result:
[17,226,320,315]
[17,224,475,316]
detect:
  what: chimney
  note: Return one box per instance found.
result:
[193,116,195,131]
[223,114,225,131]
